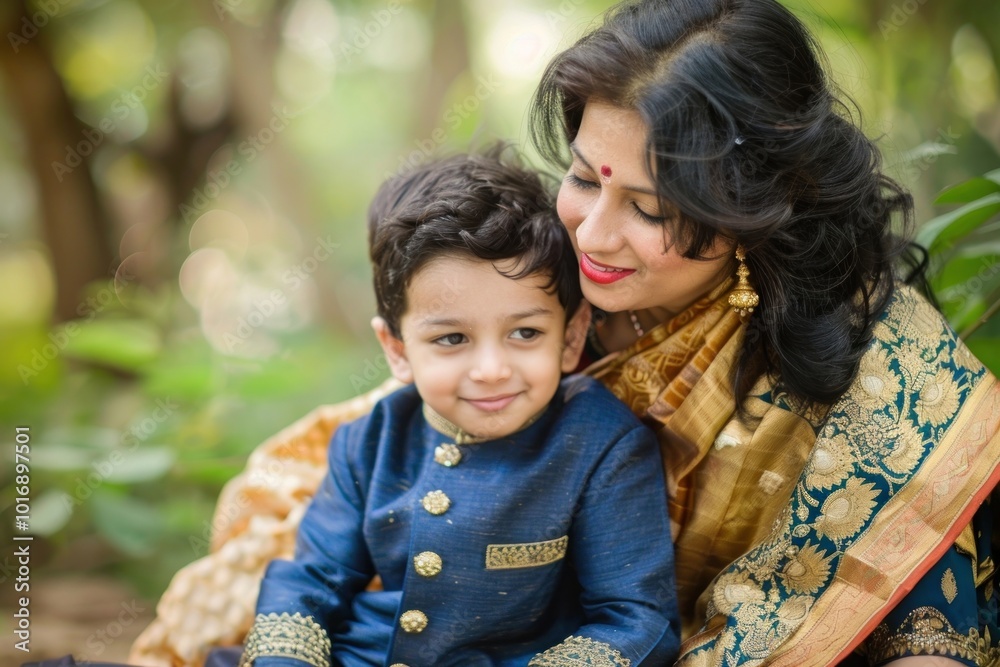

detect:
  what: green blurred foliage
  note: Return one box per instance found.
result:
[0,0,997,606]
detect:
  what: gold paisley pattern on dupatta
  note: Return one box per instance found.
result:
[586,280,746,542]
[591,283,1000,666]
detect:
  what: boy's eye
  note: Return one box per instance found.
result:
[434,333,467,346]
[565,173,598,190]
[511,328,541,341]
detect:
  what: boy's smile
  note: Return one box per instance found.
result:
[374,255,587,440]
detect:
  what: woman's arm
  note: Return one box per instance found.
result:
[858,504,996,667]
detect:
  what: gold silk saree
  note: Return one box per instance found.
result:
[589,281,1000,666]
[130,281,1000,667]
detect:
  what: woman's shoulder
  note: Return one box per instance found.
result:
[873,283,986,381]
[828,282,992,451]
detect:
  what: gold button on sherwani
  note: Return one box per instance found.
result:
[413,551,443,577]
[434,443,462,467]
[421,490,451,515]
[399,610,428,633]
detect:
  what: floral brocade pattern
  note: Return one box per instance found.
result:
[865,606,1000,665]
[685,285,987,666]
[529,636,632,666]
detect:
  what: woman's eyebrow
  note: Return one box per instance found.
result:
[569,142,595,173]
[568,142,659,197]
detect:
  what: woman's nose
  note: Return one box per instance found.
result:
[573,193,620,253]
[469,344,512,383]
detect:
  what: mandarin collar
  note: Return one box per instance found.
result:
[422,401,549,444]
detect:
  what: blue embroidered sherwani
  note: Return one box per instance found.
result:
[242,375,679,667]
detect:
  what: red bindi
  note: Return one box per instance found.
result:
[600,165,612,183]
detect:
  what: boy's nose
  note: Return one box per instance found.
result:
[469,346,512,383]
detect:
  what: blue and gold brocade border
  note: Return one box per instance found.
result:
[679,285,1000,667]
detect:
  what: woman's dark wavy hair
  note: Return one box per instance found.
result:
[531,0,930,409]
[369,144,582,338]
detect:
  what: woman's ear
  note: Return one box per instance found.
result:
[561,300,592,373]
[372,316,413,384]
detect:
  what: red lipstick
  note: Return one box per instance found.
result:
[580,253,636,285]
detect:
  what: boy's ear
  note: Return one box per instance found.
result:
[560,300,592,373]
[371,316,413,384]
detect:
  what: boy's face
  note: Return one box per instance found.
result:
[374,255,589,440]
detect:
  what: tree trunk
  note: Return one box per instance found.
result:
[0,0,114,322]
[417,0,471,138]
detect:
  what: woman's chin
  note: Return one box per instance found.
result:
[580,283,634,314]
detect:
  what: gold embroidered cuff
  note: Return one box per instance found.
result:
[529,635,631,667]
[239,612,332,667]
[485,535,568,570]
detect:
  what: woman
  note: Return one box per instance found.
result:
[529,1,1000,664]
[129,0,1000,665]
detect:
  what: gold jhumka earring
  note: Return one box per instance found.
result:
[727,245,759,318]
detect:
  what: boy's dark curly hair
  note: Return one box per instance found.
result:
[369,144,583,338]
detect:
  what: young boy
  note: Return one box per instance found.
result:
[240,148,679,667]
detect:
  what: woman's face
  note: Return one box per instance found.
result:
[556,100,733,318]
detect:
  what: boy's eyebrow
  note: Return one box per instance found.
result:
[506,306,555,321]
[418,317,464,328]
[416,307,555,328]
[568,142,659,197]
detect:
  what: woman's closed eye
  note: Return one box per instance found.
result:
[565,172,598,190]
[567,171,667,224]
[631,203,667,225]
[433,333,467,346]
